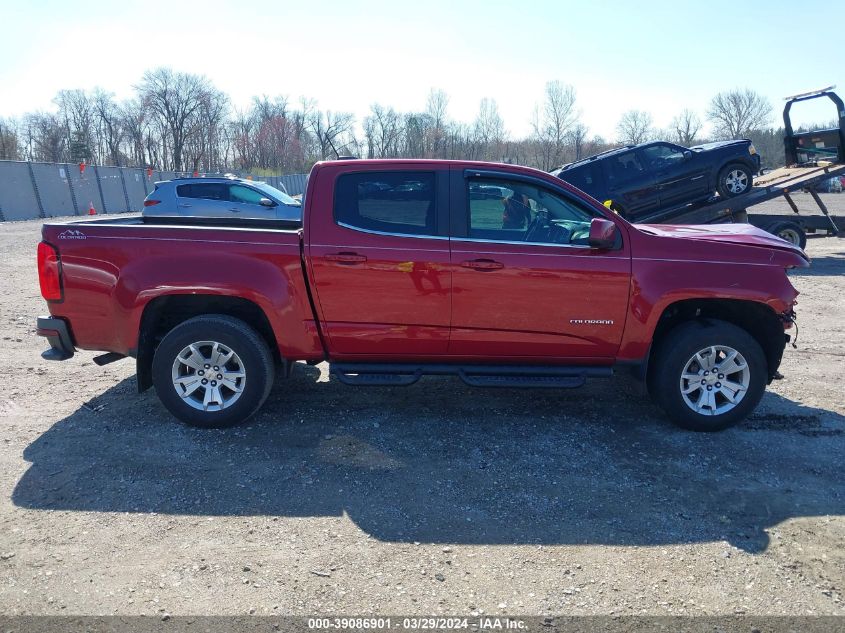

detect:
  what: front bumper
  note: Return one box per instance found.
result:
[36,316,75,361]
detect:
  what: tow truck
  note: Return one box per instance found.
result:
[624,87,845,248]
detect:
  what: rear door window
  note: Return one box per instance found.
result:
[560,163,602,193]
[176,183,228,200]
[334,171,436,235]
[606,152,646,186]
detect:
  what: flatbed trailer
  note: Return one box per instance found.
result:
[636,161,845,247]
[633,87,845,248]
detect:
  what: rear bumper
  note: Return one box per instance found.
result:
[36,316,75,361]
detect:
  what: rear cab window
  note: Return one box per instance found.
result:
[334,171,437,235]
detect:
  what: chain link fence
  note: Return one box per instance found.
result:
[0,160,308,222]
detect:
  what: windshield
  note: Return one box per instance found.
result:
[254,181,300,206]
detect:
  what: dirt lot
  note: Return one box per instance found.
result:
[1,194,844,617]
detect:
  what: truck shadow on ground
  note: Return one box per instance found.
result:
[12,364,845,553]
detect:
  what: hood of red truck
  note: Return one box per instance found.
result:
[635,222,808,259]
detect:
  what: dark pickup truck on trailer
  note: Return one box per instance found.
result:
[552,139,760,220]
[37,159,807,432]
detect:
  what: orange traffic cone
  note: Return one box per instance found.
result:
[88,202,96,215]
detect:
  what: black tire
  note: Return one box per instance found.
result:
[650,319,767,432]
[766,220,807,249]
[716,163,754,198]
[152,315,274,428]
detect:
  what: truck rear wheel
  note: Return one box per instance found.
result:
[152,315,274,428]
[651,320,767,431]
[766,220,807,249]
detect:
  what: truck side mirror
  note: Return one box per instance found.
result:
[683,150,692,160]
[589,217,619,249]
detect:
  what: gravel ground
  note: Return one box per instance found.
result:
[1,194,844,617]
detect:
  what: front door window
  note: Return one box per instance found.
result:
[468,178,600,246]
[640,144,686,170]
[229,185,266,205]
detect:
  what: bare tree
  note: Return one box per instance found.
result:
[91,89,125,165]
[565,122,589,161]
[670,108,702,146]
[707,88,772,139]
[531,81,579,169]
[187,85,228,172]
[404,113,433,158]
[425,89,448,129]
[616,110,653,145]
[473,98,506,160]
[425,88,449,158]
[7,70,667,172]
[24,112,67,162]
[136,67,221,171]
[54,89,95,162]
[121,99,149,167]
[230,107,256,169]
[249,95,288,168]
[0,118,19,160]
[364,104,402,158]
[308,109,354,160]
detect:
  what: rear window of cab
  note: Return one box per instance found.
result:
[334,171,436,235]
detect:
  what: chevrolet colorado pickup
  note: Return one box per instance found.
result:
[36,159,807,432]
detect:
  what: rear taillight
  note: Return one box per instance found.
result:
[143,199,161,207]
[37,241,63,302]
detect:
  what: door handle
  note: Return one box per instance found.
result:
[325,252,367,264]
[177,203,192,208]
[461,258,504,271]
[228,207,240,212]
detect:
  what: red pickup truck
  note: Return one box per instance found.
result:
[36,159,808,432]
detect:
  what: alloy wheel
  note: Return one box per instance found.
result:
[171,340,246,412]
[725,169,749,194]
[679,345,750,416]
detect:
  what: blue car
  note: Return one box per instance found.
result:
[143,176,301,221]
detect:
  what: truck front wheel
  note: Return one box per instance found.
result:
[152,315,274,428]
[717,163,753,198]
[651,320,767,431]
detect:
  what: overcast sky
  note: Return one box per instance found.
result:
[1,0,840,140]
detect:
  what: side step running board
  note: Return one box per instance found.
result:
[330,363,611,389]
[458,373,585,389]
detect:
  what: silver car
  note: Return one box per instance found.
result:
[142,176,301,221]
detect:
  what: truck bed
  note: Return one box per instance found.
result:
[40,214,322,362]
